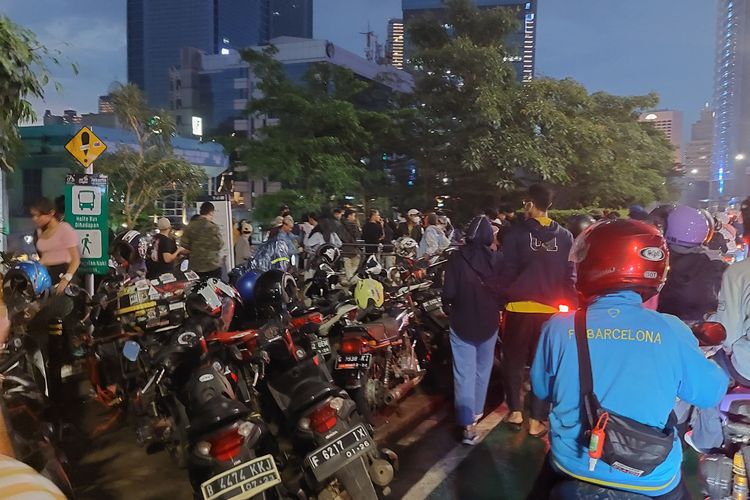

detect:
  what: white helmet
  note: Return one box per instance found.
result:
[395,237,419,258]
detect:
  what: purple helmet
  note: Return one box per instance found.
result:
[665,205,711,247]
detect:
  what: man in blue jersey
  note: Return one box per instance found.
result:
[530,219,728,498]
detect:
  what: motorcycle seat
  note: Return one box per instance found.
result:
[287,378,336,416]
[189,397,249,437]
[364,317,402,343]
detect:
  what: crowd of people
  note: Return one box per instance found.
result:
[20,186,750,499]
[441,184,750,498]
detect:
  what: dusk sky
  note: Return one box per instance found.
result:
[3,0,715,139]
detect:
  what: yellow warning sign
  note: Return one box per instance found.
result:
[65,127,107,167]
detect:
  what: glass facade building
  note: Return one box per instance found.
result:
[128,0,311,109]
[271,0,313,38]
[712,0,750,199]
[401,0,537,82]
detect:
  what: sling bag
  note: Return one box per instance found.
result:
[574,308,677,477]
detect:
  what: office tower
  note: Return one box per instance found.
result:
[270,0,313,38]
[98,95,115,114]
[401,0,537,82]
[387,19,405,69]
[639,110,684,165]
[713,0,750,198]
[127,0,272,109]
[685,106,713,181]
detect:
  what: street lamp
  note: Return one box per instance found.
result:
[691,168,699,174]
[736,153,746,161]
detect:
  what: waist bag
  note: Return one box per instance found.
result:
[574,308,676,477]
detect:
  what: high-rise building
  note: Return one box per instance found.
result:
[270,0,313,38]
[387,19,405,69]
[683,106,714,204]
[712,0,750,199]
[127,0,286,109]
[639,110,684,165]
[98,95,114,114]
[401,0,537,82]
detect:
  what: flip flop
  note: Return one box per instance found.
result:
[502,414,523,431]
[529,424,549,438]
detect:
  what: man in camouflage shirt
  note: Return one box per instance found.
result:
[181,202,224,279]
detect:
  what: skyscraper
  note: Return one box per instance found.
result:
[683,106,714,204]
[712,0,750,199]
[387,19,405,69]
[639,110,684,166]
[128,0,314,109]
[270,0,313,38]
[401,0,537,82]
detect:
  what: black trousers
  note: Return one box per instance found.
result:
[501,311,551,421]
[528,458,691,499]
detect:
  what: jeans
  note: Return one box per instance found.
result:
[501,311,551,421]
[450,328,497,427]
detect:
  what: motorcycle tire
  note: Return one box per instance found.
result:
[350,387,372,425]
[336,456,377,500]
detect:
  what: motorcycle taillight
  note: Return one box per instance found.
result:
[340,336,364,354]
[309,404,337,434]
[207,428,244,461]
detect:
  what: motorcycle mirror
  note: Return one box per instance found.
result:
[691,321,727,346]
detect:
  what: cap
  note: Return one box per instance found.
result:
[407,209,420,217]
[157,217,171,230]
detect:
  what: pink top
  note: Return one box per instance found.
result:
[36,222,79,266]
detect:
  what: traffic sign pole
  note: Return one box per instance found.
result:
[85,162,94,297]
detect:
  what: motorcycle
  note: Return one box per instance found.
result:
[334,283,428,421]
[136,327,282,500]
[252,320,394,499]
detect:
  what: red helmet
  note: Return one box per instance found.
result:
[572,219,669,300]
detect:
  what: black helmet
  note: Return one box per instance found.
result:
[317,244,341,266]
[646,204,676,234]
[254,270,298,316]
[567,214,596,239]
[185,278,241,331]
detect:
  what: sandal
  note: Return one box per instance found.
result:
[502,412,523,431]
[528,421,548,438]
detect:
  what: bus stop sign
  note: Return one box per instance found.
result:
[65,173,110,275]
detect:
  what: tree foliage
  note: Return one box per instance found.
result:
[0,16,71,171]
[235,47,402,221]
[97,84,206,228]
[403,0,674,215]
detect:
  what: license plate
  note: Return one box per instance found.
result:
[201,454,281,500]
[422,298,442,311]
[335,353,372,370]
[306,424,373,482]
[312,338,331,356]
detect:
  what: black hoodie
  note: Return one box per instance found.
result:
[498,217,576,308]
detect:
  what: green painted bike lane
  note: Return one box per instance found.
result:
[425,424,704,500]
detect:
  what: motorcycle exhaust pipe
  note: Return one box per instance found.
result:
[384,376,423,406]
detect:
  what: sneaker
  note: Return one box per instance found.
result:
[684,430,706,454]
[462,425,480,445]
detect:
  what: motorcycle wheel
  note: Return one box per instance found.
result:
[336,456,377,500]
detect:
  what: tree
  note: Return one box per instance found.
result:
[0,16,70,171]
[97,84,206,228]
[404,0,673,216]
[234,47,404,222]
